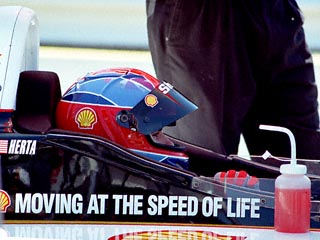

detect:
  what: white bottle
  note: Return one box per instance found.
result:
[259,125,311,233]
[275,163,310,233]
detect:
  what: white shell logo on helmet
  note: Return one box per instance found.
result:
[75,107,97,129]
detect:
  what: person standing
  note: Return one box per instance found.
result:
[146,0,320,160]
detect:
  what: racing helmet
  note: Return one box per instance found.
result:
[55,68,198,169]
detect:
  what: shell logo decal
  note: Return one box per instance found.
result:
[75,107,97,129]
[108,230,246,240]
[145,94,158,108]
[0,190,11,213]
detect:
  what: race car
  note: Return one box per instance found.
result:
[1,5,320,240]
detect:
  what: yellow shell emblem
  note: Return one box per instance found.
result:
[144,94,158,108]
[75,107,97,129]
[0,190,11,213]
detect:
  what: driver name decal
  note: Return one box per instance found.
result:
[11,193,261,219]
[0,139,37,155]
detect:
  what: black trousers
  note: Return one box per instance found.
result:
[146,0,320,159]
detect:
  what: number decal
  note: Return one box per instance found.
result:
[158,82,173,94]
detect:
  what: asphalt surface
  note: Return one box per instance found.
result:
[2,0,319,50]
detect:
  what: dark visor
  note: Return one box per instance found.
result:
[116,82,198,135]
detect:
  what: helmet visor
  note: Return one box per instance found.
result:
[117,82,198,135]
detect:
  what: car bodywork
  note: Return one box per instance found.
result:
[1,5,320,240]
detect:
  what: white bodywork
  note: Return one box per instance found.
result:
[2,223,320,240]
[0,6,39,110]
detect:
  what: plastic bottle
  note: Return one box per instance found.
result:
[275,163,311,233]
[259,125,311,233]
